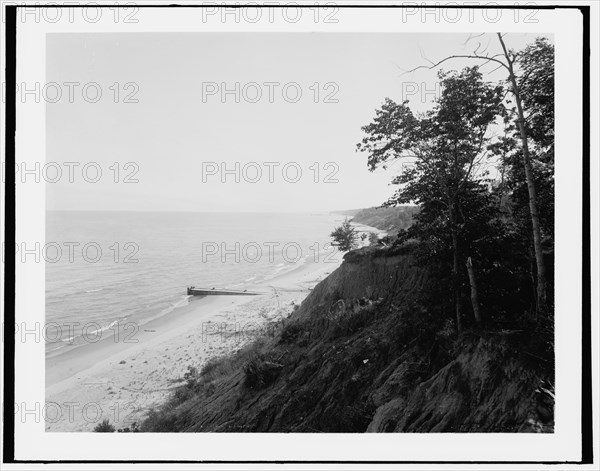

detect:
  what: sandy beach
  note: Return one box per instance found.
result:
[45,251,344,432]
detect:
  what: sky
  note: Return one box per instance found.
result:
[46,32,546,212]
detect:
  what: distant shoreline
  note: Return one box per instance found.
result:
[332,205,417,234]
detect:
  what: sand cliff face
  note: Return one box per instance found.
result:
[142,246,553,433]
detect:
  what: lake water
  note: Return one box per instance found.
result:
[45,211,346,355]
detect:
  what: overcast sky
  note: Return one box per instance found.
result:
[46,32,545,212]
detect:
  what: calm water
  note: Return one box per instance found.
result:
[45,211,344,355]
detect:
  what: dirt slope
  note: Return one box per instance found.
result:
[142,246,553,433]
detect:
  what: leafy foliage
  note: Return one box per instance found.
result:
[358,67,505,329]
[330,218,359,252]
[357,37,554,331]
[516,38,555,151]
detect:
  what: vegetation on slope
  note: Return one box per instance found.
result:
[139,244,554,433]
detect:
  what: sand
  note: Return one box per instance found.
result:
[45,252,343,432]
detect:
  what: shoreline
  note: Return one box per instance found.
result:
[45,247,344,432]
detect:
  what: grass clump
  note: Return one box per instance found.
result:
[279,320,305,344]
[243,353,283,389]
[93,418,115,432]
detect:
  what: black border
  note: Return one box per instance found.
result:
[580,3,593,465]
[2,3,593,465]
[4,1,17,466]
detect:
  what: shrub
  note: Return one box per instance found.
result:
[325,301,378,340]
[330,218,359,252]
[94,419,115,432]
[279,321,304,344]
[173,385,197,403]
[140,409,179,433]
[243,354,283,389]
[368,232,379,246]
[199,355,237,384]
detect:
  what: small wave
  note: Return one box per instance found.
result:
[85,288,103,293]
[173,296,191,308]
[262,256,308,281]
[87,319,120,336]
[127,294,191,328]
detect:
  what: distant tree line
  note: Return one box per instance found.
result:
[350,206,418,233]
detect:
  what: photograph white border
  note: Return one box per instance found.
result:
[2,1,593,464]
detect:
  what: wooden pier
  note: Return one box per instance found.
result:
[186,286,263,296]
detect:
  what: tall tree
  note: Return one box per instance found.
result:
[496,33,547,312]
[406,33,554,314]
[357,67,503,331]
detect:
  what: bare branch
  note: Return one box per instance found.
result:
[403,54,509,76]
[488,63,505,75]
[463,32,486,47]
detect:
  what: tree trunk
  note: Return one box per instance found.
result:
[450,208,462,334]
[497,33,547,314]
[466,257,482,326]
